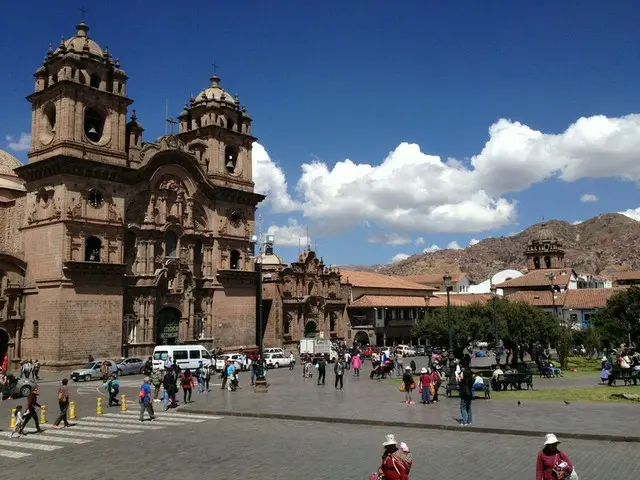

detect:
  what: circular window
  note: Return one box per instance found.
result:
[87,189,104,209]
[230,211,242,227]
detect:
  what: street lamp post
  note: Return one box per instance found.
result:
[490,284,500,366]
[443,272,457,388]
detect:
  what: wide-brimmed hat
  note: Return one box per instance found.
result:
[405,365,411,371]
[420,367,427,373]
[544,433,560,445]
[383,434,398,447]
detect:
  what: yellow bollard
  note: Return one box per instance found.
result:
[10,408,16,429]
[120,394,127,411]
[40,405,47,424]
[97,397,103,415]
[69,401,76,420]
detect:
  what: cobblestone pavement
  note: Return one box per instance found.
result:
[180,364,640,439]
[1,416,639,480]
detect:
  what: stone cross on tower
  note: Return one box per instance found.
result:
[212,62,219,74]
[166,117,176,135]
[79,6,88,21]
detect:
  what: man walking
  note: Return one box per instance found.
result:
[317,355,327,386]
[53,379,71,428]
[139,377,155,422]
[20,387,43,434]
[334,357,345,390]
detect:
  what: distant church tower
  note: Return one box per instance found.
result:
[525,223,565,270]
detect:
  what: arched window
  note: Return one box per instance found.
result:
[90,74,101,89]
[194,240,203,277]
[533,257,541,269]
[85,236,102,262]
[32,320,39,338]
[230,250,241,270]
[224,146,238,174]
[329,314,336,332]
[544,256,552,268]
[84,107,106,143]
[165,231,178,257]
[124,231,137,265]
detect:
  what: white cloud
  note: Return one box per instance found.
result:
[620,208,640,221]
[266,218,310,247]
[257,113,640,237]
[414,237,425,246]
[252,143,297,213]
[390,253,410,263]
[572,220,583,225]
[507,230,521,237]
[446,241,463,250]
[5,133,30,152]
[367,232,412,245]
[423,244,441,253]
[469,238,480,246]
[580,194,598,203]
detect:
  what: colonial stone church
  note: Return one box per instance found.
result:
[0,21,264,368]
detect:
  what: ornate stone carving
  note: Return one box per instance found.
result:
[27,200,37,224]
[179,246,190,263]
[107,201,122,223]
[51,197,62,219]
[218,217,229,235]
[67,198,83,219]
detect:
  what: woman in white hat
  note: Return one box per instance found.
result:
[536,433,577,480]
[371,434,410,480]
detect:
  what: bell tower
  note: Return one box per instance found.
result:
[176,72,255,192]
[525,223,565,270]
[27,21,132,166]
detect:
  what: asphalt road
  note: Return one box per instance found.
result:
[1,415,639,479]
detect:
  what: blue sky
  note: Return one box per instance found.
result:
[2,1,640,268]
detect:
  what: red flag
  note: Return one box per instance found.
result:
[1,352,8,373]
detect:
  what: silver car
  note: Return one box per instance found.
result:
[117,357,145,376]
[1,374,37,399]
[70,360,118,382]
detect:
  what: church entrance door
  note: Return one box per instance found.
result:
[354,331,370,346]
[304,321,317,338]
[156,308,181,346]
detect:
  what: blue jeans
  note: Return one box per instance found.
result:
[460,396,472,425]
[421,386,432,403]
[250,369,255,385]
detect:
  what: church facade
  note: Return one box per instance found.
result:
[0,21,264,368]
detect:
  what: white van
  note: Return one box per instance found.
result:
[152,345,213,371]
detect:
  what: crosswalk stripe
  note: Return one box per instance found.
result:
[88,415,189,427]
[109,411,206,423]
[44,429,117,439]
[124,411,223,420]
[0,439,62,451]
[58,425,144,434]
[0,448,31,458]
[14,434,90,445]
[69,420,165,430]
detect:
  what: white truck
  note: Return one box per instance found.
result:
[299,338,338,362]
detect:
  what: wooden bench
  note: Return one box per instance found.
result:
[494,372,534,391]
[610,369,640,386]
[446,378,491,399]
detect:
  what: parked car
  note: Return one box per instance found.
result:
[1,374,36,399]
[117,357,145,376]
[265,352,291,369]
[415,345,426,356]
[396,345,416,356]
[70,360,118,382]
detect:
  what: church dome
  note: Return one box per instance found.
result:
[54,22,105,58]
[533,222,555,242]
[0,149,22,176]
[193,74,237,108]
[257,252,285,266]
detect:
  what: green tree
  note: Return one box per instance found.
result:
[556,326,572,369]
[584,326,601,357]
[592,286,640,349]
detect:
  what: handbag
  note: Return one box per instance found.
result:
[399,382,405,392]
[429,383,436,396]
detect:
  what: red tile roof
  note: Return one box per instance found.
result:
[562,287,627,309]
[402,273,467,286]
[340,270,437,291]
[428,293,494,307]
[614,271,640,281]
[349,295,429,308]
[495,268,573,289]
[505,290,565,307]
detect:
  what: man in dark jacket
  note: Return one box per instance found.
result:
[20,387,43,434]
[459,363,474,426]
[162,369,177,409]
[316,355,327,386]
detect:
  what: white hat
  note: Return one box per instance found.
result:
[420,367,427,374]
[383,434,398,447]
[544,433,560,445]
[405,365,411,371]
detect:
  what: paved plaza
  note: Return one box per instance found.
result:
[1,415,639,479]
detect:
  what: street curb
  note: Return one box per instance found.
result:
[182,408,640,443]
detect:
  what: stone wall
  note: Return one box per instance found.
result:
[0,195,25,257]
[212,284,257,349]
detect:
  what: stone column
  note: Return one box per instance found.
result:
[186,197,194,227]
[147,297,156,344]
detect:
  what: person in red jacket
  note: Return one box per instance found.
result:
[375,434,410,480]
[536,434,576,480]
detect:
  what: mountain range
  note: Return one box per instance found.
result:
[346,213,640,282]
